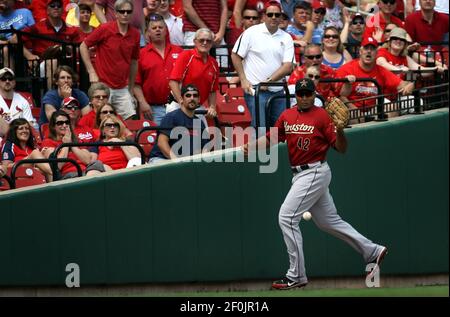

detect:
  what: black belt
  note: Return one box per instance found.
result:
[291,160,325,173]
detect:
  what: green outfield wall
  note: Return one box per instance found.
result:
[0,110,448,286]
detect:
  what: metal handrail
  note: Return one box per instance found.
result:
[254,82,291,128]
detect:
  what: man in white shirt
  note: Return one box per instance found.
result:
[156,0,184,45]
[231,1,294,128]
[0,67,37,130]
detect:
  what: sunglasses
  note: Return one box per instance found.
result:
[117,9,133,15]
[104,123,120,129]
[381,0,396,5]
[384,29,394,33]
[0,76,14,81]
[93,95,108,100]
[101,110,115,115]
[266,12,281,18]
[314,9,326,15]
[64,105,79,111]
[296,91,314,97]
[352,20,364,25]
[184,93,199,98]
[196,38,213,44]
[305,54,323,60]
[56,120,70,126]
[48,3,62,9]
[307,74,321,80]
[323,34,339,39]
[243,16,259,20]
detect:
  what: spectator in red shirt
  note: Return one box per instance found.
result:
[60,96,97,143]
[288,44,337,100]
[169,28,219,118]
[80,0,140,121]
[1,118,53,181]
[405,0,449,59]
[133,13,183,124]
[77,82,109,129]
[41,110,103,179]
[23,0,82,89]
[362,0,405,43]
[90,114,141,171]
[336,36,414,117]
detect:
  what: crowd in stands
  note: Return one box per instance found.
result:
[0,0,449,188]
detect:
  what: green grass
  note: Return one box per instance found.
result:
[145,285,448,297]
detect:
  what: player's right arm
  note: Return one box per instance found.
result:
[334,128,348,154]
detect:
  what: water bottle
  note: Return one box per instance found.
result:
[423,45,434,66]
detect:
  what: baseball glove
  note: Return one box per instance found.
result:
[325,97,349,129]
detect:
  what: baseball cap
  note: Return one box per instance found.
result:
[61,97,80,108]
[181,84,199,97]
[264,0,282,11]
[312,0,326,10]
[295,78,315,94]
[361,36,378,48]
[0,67,15,78]
[352,13,365,23]
[388,27,408,41]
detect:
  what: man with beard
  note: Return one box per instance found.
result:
[148,84,210,162]
[335,36,414,116]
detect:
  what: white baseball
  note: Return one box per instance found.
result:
[303,211,312,221]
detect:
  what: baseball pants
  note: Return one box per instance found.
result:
[278,162,384,284]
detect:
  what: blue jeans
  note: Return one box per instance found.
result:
[151,105,167,125]
[244,89,288,128]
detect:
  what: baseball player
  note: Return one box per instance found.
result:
[242,78,388,289]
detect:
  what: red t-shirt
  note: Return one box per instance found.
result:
[377,47,407,79]
[267,107,336,167]
[96,145,128,170]
[288,64,337,99]
[136,43,183,104]
[41,138,86,175]
[83,21,140,89]
[363,13,404,43]
[170,49,219,105]
[1,142,33,162]
[23,19,81,57]
[335,59,402,108]
[405,11,449,52]
[182,0,222,33]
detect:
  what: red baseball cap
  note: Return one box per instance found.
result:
[311,0,326,10]
[61,97,80,108]
[361,36,378,48]
[264,0,282,11]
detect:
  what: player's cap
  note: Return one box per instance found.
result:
[312,0,326,11]
[264,0,282,11]
[352,13,365,23]
[295,78,315,94]
[361,36,378,48]
[0,67,15,78]
[181,84,199,97]
[388,27,408,41]
[61,97,80,108]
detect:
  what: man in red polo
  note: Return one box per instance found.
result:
[133,14,183,125]
[22,0,81,87]
[362,0,404,43]
[405,0,449,52]
[80,0,140,120]
[169,28,219,118]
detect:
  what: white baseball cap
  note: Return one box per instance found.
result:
[0,67,15,78]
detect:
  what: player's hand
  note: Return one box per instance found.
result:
[206,107,217,118]
[399,82,414,96]
[345,75,356,83]
[139,102,153,120]
[60,83,72,98]
[241,79,255,96]
[62,129,72,143]
[89,71,99,83]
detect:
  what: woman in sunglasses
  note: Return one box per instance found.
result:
[41,111,101,179]
[1,118,53,182]
[90,115,141,171]
[93,103,132,139]
[321,26,352,70]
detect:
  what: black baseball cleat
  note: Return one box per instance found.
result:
[367,246,388,279]
[272,277,307,290]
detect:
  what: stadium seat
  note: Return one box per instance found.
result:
[31,107,40,122]
[6,165,47,189]
[135,126,158,159]
[124,119,154,133]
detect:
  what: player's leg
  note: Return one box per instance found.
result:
[277,167,328,286]
[309,164,384,262]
